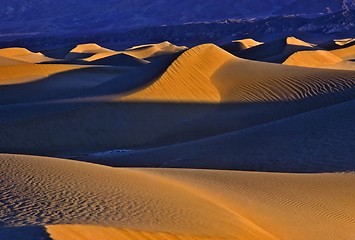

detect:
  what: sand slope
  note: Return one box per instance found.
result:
[235,37,316,62]
[124,41,187,59]
[0,44,354,155]
[330,44,355,61]
[0,154,354,240]
[85,53,149,66]
[88,99,355,173]
[121,44,355,103]
[0,47,54,63]
[282,50,355,70]
[0,64,127,104]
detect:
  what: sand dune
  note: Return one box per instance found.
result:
[0,47,54,63]
[222,38,263,55]
[84,52,149,66]
[234,38,263,48]
[283,50,342,67]
[47,225,223,240]
[0,56,28,66]
[235,37,316,62]
[124,41,187,59]
[0,64,127,104]
[330,44,355,61]
[88,99,355,173]
[334,38,355,46]
[1,154,354,240]
[120,44,355,103]
[69,43,114,54]
[0,64,87,85]
[65,43,115,60]
[0,44,354,155]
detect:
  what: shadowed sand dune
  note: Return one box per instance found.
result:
[234,37,316,62]
[0,64,127,104]
[0,44,354,155]
[0,226,50,240]
[0,154,354,240]
[83,99,355,173]
[84,52,150,66]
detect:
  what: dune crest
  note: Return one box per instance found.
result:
[69,43,114,54]
[0,47,54,63]
[282,50,351,69]
[285,36,314,47]
[233,38,263,48]
[334,38,355,46]
[124,41,188,59]
[120,44,234,102]
[120,43,355,103]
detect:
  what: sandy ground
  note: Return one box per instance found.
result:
[0,37,354,240]
[1,154,354,240]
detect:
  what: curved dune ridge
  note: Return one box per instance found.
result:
[330,44,355,60]
[124,41,188,59]
[0,154,354,240]
[65,43,115,60]
[334,38,355,46]
[0,64,127,104]
[0,47,54,63]
[120,44,355,103]
[233,38,263,49]
[0,55,28,66]
[84,52,150,66]
[285,36,314,47]
[234,37,316,62]
[0,64,88,85]
[69,43,114,54]
[283,50,345,68]
[120,44,234,102]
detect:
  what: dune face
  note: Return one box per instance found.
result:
[0,41,354,156]
[0,48,54,63]
[282,50,351,69]
[1,36,355,240]
[1,155,354,240]
[124,41,188,59]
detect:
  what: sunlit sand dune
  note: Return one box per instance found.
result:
[235,37,316,62]
[0,64,87,85]
[282,50,355,70]
[0,47,54,63]
[0,64,126,104]
[234,38,263,48]
[0,55,28,66]
[334,38,355,46]
[69,43,115,54]
[330,44,355,60]
[124,41,187,59]
[65,43,115,59]
[1,154,354,240]
[222,38,263,54]
[120,44,355,103]
[0,43,354,155]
